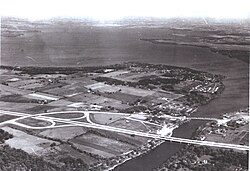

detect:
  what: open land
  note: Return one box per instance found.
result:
[1,60,231,169]
[0,61,247,171]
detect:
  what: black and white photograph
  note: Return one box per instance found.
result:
[0,0,249,170]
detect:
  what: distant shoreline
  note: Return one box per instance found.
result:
[141,38,249,63]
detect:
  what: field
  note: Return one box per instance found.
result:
[117,85,154,97]
[0,60,231,170]
[16,117,53,127]
[0,114,18,122]
[39,126,87,140]
[0,84,32,95]
[70,132,134,157]
[66,93,128,110]
[42,84,88,97]
[19,82,45,90]
[0,94,40,103]
[85,82,120,93]
[26,105,56,113]
[100,70,130,78]
[109,118,149,132]
[46,112,85,119]
[103,91,140,104]
[0,101,39,112]
[7,79,39,88]
[56,144,98,164]
[25,92,60,101]
[2,127,57,155]
[89,113,127,125]
[47,99,73,107]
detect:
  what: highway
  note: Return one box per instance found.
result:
[0,110,249,151]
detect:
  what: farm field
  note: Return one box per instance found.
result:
[2,127,57,155]
[0,61,234,171]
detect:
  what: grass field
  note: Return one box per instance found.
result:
[109,118,148,133]
[39,126,87,140]
[70,132,134,157]
[26,92,60,101]
[66,93,127,109]
[103,92,139,104]
[26,105,56,113]
[47,112,85,119]
[56,144,98,164]
[19,82,44,90]
[2,127,57,156]
[117,85,155,97]
[0,101,39,112]
[43,85,88,97]
[0,94,40,103]
[0,114,18,122]
[48,99,73,106]
[16,117,53,127]
[89,113,126,125]
[0,84,32,95]
[7,79,39,88]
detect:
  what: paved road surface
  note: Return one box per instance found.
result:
[0,110,248,151]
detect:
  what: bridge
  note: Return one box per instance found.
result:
[187,117,220,121]
[0,110,248,151]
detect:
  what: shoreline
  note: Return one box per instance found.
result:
[140,38,249,63]
[153,107,249,171]
[102,90,225,170]
[1,61,244,171]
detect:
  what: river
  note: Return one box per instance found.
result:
[114,48,248,171]
[115,56,248,171]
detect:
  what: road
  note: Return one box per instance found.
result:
[0,110,248,151]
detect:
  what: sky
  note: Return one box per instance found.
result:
[1,0,250,21]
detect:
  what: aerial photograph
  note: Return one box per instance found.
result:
[0,0,249,171]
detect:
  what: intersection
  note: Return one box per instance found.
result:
[0,109,248,151]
